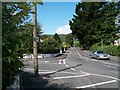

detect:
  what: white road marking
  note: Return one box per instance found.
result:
[59,59,62,64]
[38,61,50,63]
[90,59,98,62]
[109,71,118,74]
[79,71,119,80]
[66,65,69,67]
[84,57,89,60]
[77,51,84,59]
[25,68,119,80]
[39,71,55,74]
[53,74,89,80]
[79,71,90,75]
[86,57,120,68]
[75,80,117,88]
[24,68,79,74]
[40,70,53,72]
[104,65,115,68]
[64,58,74,71]
[40,71,79,75]
[91,73,119,80]
[104,62,120,67]
[60,71,79,75]
[44,61,49,63]
[24,68,33,71]
[63,59,66,64]
[64,58,76,71]
[40,63,62,64]
[71,68,75,71]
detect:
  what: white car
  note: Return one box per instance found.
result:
[90,50,110,60]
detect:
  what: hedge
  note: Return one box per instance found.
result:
[38,49,60,54]
[90,44,120,56]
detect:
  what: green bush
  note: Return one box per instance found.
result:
[90,43,103,51]
[90,44,120,56]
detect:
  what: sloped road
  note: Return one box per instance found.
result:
[23,47,120,89]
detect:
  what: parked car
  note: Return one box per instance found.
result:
[89,50,110,60]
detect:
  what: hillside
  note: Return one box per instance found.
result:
[42,34,67,42]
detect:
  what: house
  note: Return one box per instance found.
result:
[114,33,120,46]
[114,38,120,46]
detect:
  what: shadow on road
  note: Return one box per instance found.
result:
[42,64,82,77]
[22,71,74,90]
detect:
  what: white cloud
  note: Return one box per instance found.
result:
[56,24,72,34]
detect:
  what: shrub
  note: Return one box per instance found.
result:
[90,44,120,56]
[38,49,60,54]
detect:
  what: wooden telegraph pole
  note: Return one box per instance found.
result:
[33,3,38,75]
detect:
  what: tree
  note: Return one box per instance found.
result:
[38,36,60,54]
[19,23,43,54]
[53,33,62,44]
[69,2,120,49]
[65,34,73,46]
[2,2,32,89]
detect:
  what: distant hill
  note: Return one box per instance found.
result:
[42,34,67,42]
[58,34,66,42]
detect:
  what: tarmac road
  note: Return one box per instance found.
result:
[23,47,120,89]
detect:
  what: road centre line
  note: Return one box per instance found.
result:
[53,74,89,80]
[75,80,117,89]
[63,58,75,71]
[77,51,84,59]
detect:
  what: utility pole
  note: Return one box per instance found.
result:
[33,3,38,75]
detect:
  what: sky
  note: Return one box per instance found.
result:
[36,2,78,35]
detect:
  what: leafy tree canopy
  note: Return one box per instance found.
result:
[2,2,32,89]
[65,34,73,46]
[53,33,62,44]
[69,2,120,49]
